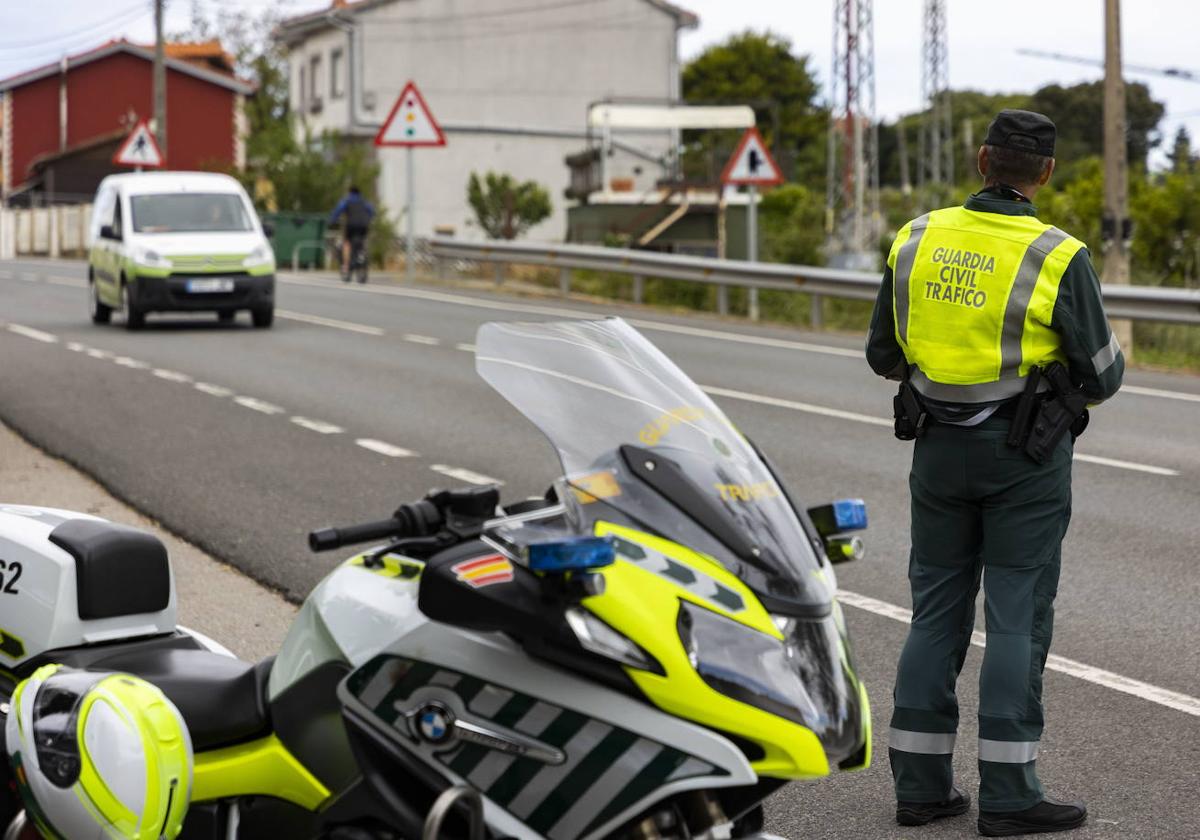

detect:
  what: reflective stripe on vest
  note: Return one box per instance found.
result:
[889,207,1083,403]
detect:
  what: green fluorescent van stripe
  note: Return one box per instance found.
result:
[526,729,639,833]
[486,710,589,806]
[582,747,689,835]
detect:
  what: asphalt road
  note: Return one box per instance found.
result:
[2,257,1198,838]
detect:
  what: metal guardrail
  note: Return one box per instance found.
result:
[429,237,1200,326]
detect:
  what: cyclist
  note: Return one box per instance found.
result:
[328,186,375,279]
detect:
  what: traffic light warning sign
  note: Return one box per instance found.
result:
[113,120,165,168]
[721,127,782,186]
[375,81,446,147]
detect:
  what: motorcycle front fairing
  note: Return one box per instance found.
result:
[475,319,869,775]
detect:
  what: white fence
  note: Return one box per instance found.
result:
[0,203,92,261]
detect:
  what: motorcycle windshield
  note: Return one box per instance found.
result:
[476,318,833,611]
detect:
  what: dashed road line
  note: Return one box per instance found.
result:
[703,383,1179,476]
[455,342,477,353]
[836,589,1200,718]
[276,310,384,336]
[430,464,503,486]
[1122,384,1200,404]
[355,439,416,458]
[45,277,84,288]
[291,416,345,435]
[66,342,86,352]
[85,348,113,359]
[6,324,58,343]
[194,382,234,397]
[233,396,285,415]
[153,369,193,383]
[403,333,441,346]
[114,356,150,369]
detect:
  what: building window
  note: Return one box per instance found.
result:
[299,65,307,111]
[331,49,344,99]
[309,54,322,111]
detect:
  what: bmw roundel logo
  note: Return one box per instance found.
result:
[417,703,454,744]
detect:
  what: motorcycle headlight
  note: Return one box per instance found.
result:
[243,245,274,268]
[677,601,848,735]
[133,246,171,269]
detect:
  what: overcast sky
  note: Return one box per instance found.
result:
[5,0,1198,165]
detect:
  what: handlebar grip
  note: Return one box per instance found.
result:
[308,518,403,552]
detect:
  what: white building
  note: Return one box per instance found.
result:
[276,0,697,240]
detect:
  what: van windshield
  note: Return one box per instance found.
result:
[130,193,252,233]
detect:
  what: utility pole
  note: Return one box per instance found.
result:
[919,0,952,195]
[154,0,167,163]
[1102,0,1133,358]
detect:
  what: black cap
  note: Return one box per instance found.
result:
[984,109,1056,157]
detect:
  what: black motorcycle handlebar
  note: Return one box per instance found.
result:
[308,499,443,552]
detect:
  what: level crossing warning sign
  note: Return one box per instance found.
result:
[374,81,446,147]
[720,127,783,186]
[112,120,165,168]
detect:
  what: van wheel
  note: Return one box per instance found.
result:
[89,280,112,325]
[122,282,145,331]
[251,307,273,328]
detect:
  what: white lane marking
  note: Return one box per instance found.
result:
[194,382,234,397]
[233,396,285,415]
[280,275,866,359]
[18,273,39,283]
[66,342,86,352]
[45,277,84,288]
[455,342,477,353]
[1122,384,1200,404]
[703,384,1178,476]
[6,324,58,343]
[836,589,1200,719]
[291,416,345,434]
[403,333,441,345]
[153,369,192,383]
[356,439,416,458]
[85,348,113,359]
[276,309,384,336]
[1072,453,1179,476]
[114,356,150,369]
[430,464,503,486]
[702,384,893,428]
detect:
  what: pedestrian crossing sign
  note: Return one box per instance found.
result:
[375,81,446,147]
[112,120,165,168]
[721,127,783,186]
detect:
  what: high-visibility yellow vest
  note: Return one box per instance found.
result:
[888,206,1084,403]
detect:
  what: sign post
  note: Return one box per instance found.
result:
[375,81,446,283]
[112,120,166,171]
[721,127,783,321]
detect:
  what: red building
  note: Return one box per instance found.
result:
[0,40,254,204]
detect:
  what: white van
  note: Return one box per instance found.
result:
[87,171,276,329]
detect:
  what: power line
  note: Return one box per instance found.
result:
[0,1,147,50]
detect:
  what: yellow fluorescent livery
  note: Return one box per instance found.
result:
[587,522,851,780]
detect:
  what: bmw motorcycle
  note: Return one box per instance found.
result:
[0,318,871,839]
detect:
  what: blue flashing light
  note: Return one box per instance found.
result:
[832,498,868,532]
[527,536,615,573]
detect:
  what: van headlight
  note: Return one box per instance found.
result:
[242,245,274,269]
[133,246,171,269]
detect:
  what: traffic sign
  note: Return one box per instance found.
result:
[720,127,783,186]
[375,81,446,147]
[112,120,165,168]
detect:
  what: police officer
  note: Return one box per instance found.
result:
[866,110,1124,836]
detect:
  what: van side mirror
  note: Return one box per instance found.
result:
[100,225,118,241]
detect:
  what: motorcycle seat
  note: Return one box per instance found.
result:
[91,647,274,751]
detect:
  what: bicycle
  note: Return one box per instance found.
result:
[342,233,369,285]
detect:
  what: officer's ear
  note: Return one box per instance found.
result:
[977,146,989,178]
[1037,157,1056,186]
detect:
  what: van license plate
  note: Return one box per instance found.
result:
[186,278,235,293]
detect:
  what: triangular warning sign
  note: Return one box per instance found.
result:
[375,81,446,148]
[113,120,165,168]
[721,127,783,186]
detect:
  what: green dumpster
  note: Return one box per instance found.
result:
[263,212,327,269]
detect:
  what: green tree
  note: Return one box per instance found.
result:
[467,172,552,239]
[682,31,826,183]
[758,184,825,265]
[1169,126,1194,173]
[1027,80,1165,168]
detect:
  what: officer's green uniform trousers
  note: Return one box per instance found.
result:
[889,414,1072,812]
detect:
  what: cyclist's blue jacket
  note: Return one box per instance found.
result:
[329,193,376,229]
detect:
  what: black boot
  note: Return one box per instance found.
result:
[897,785,971,826]
[978,796,1087,836]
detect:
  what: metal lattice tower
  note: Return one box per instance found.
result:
[919,0,953,188]
[825,0,881,269]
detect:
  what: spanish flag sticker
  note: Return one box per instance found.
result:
[452,554,514,588]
